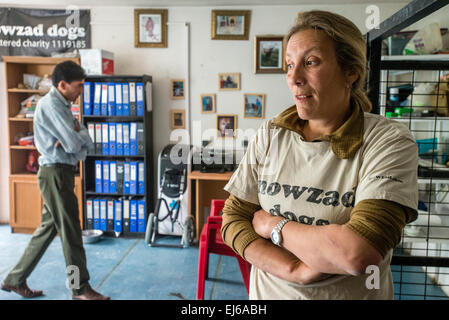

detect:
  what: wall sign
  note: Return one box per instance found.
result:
[0,7,91,59]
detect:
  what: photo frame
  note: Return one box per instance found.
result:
[218,73,241,91]
[254,35,286,74]
[200,94,216,113]
[134,9,168,48]
[244,93,265,119]
[211,10,251,40]
[170,79,185,100]
[217,114,237,138]
[170,109,185,129]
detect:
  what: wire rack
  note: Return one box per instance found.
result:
[378,55,449,299]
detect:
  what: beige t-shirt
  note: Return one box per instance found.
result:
[224,112,418,300]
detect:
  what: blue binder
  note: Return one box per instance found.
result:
[123,123,130,156]
[93,198,100,230]
[95,160,102,193]
[137,199,146,233]
[83,82,93,115]
[136,82,144,116]
[130,199,137,232]
[115,83,123,116]
[102,160,110,194]
[109,123,116,155]
[107,82,116,116]
[100,83,108,116]
[138,162,145,195]
[130,122,138,156]
[102,123,109,155]
[129,162,137,195]
[93,83,102,115]
[109,161,117,193]
[116,123,123,156]
[122,83,130,116]
[123,162,130,194]
[100,199,107,231]
[114,199,122,233]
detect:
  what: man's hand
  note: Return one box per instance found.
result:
[74,120,80,132]
[252,209,283,239]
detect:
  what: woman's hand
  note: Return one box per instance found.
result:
[252,209,284,239]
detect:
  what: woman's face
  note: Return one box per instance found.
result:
[286,29,355,122]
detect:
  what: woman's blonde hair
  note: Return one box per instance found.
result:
[285,10,372,112]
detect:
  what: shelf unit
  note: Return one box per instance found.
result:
[366,0,449,299]
[2,55,84,234]
[81,75,154,238]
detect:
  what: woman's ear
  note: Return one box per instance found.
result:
[345,69,359,88]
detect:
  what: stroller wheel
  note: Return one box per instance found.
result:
[182,216,195,248]
[145,213,156,245]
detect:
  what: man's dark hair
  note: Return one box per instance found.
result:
[52,61,86,87]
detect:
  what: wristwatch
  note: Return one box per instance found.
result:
[270,218,290,246]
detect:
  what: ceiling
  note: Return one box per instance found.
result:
[0,0,409,8]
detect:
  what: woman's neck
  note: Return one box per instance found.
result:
[302,106,352,142]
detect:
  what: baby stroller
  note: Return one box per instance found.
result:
[145,144,194,248]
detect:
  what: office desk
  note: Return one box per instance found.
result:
[188,170,234,240]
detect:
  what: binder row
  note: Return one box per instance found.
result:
[95,160,145,195]
[86,197,146,233]
[83,82,145,117]
[87,122,144,156]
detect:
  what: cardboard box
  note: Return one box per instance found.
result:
[79,49,114,75]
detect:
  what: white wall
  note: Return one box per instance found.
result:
[0,2,408,223]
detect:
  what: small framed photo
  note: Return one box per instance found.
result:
[201,94,216,113]
[217,114,237,138]
[170,79,185,100]
[254,35,286,74]
[211,10,251,40]
[170,109,185,129]
[244,94,265,119]
[134,9,168,48]
[218,73,240,91]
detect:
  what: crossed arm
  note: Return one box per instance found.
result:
[221,195,411,285]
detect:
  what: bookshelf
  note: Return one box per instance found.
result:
[81,75,154,238]
[2,55,84,233]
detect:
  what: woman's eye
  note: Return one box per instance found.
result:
[286,63,294,70]
[306,59,318,66]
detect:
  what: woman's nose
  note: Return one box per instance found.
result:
[289,64,306,86]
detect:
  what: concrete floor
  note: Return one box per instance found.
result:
[1,224,448,300]
[0,225,247,300]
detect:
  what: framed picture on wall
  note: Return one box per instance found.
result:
[134,9,168,48]
[211,10,251,40]
[218,73,240,91]
[254,35,286,74]
[217,114,237,138]
[170,109,185,129]
[201,94,216,113]
[170,79,185,100]
[244,93,265,119]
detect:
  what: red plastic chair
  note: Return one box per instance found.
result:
[196,199,251,300]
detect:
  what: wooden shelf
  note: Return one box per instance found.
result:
[9,117,34,122]
[7,88,48,94]
[4,55,83,234]
[188,170,234,181]
[10,145,37,150]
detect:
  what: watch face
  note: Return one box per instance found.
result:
[271,231,280,244]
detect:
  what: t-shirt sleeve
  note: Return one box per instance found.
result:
[356,121,418,211]
[224,120,272,204]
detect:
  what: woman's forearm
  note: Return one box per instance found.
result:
[281,222,382,276]
[244,238,330,285]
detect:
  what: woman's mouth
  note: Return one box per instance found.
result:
[295,94,313,101]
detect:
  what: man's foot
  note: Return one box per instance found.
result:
[1,281,44,298]
[72,287,110,300]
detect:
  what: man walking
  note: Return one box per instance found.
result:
[1,61,110,300]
